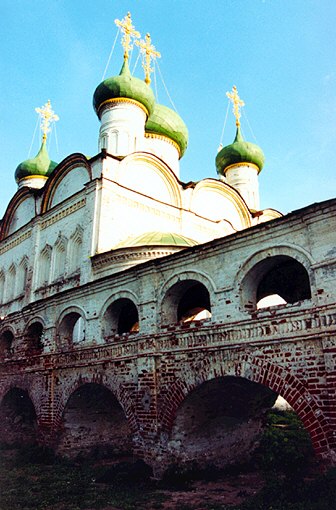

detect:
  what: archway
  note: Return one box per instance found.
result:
[102,298,139,338]
[161,279,211,325]
[167,376,278,470]
[0,388,37,445]
[57,383,133,459]
[241,255,311,311]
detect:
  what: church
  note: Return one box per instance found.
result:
[0,13,335,474]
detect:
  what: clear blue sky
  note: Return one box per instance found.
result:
[1,0,335,217]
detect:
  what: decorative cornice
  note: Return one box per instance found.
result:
[40,199,86,230]
[98,97,148,118]
[224,161,260,174]
[92,246,182,269]
[0,229,32,255]
[145,132,181,156]
[18,175,48,183]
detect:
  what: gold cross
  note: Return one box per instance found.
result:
[136,33,161,85]
[115,12,140,61]
[35,100,59,141]
[226,85,245,127]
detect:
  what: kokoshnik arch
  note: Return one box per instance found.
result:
[0,13,335,475]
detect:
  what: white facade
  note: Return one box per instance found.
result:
[0,90,281,320]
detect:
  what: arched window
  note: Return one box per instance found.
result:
[68,226,83,274]
[0,330,14,358]
[17,257,28,296]
[102,298,139,339]
[0,271,5,304]
[38,245,51,287]
[161,279,211,326]
[25,322,44,354]
[241,255,311,311]
[6,264,16,302]
[58,311,86,348]
[52,235,67,281]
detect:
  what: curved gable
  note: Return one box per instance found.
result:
[1,188,36,239]
[190,179,251,230]
[115,152,182,208]
[41,154,91,212]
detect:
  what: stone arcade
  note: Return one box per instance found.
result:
[0,13,335,475]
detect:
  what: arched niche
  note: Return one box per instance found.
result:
[57,383,133,459]
[0,388,37,446]
[190,179,251,230]
[161,278,212,326]
[102,297,139,339]
[115,153,182,208]
[240,254,312,311]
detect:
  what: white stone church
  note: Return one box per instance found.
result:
[0,17,281,335]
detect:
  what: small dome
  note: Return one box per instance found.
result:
[93,60,155,118]
[115,231,198,249]
[216,127,265,176]
[145,103,188,157]
[15,139,58,184]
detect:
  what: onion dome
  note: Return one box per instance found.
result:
[216,127,265,176]
[115,231,198,249]
[145,103,188,158]
[93,59,155,118]
[15,138,58,184]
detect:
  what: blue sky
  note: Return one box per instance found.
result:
[1,0,336,216]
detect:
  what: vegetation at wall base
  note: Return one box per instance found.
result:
[0,410,335,510]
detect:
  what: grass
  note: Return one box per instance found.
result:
[0,410,335,510]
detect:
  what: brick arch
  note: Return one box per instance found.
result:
[0,378,42,421]
[53,372,137,434]
[158,355,331,461]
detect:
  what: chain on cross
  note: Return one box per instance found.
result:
[136,33,161,85]
[35,100,59,141]
[226,85,245,127]
[115,12,140,61]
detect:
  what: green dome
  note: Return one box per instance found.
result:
[216,127,265,176]
[145,103,188,157]
[115,231,198,249]
[15,139,58,183]
[93,60,155,117]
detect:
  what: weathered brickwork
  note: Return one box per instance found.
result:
[0,199,336,474]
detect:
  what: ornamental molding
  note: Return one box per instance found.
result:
[92,247,178,269]
[144,132,181,156]
[40,199,86,230]
[0,229,32,255]
[224,162,260,174]
[98,97,148,118]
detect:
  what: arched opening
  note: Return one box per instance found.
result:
[58,312,85,348]
[25,322,44,355]
[168,377,277,470]
[241,255,311,311]
[0,388,37,446]
[0,330,14,358]
[102,298,139,339]
[162,280,211,326]
[57,383,133,459]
